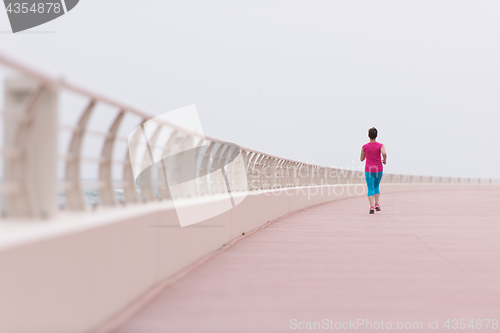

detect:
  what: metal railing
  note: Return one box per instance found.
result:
[0,52,497,219]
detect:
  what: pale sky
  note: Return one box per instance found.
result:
[1,0,499,179]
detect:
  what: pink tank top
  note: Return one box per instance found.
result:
[362,142,383,173]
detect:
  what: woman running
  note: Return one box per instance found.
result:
[360,127,387,214]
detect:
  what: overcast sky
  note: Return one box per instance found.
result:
[1,0,499,179]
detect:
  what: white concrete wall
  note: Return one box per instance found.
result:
[0,184,496,333]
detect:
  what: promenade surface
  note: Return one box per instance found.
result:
[116,189,500,333]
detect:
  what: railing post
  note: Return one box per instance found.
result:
[3,78,58,218]
[308,165,314,186]
[290,163,297,187]
[245,152,255,191]
[122,120,144,204]
[198,142,215,195]
[269,158,277,188]
[65,100,96,210]
[256,155,266,189]
[249,153,260,190]
[98,110,124,206]
[238,149,250,192]
[156,129,181,199]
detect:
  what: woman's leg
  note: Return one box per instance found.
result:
[373,172,383,204]
[365,172,375,207]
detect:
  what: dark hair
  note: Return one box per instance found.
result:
[368,127,378,140]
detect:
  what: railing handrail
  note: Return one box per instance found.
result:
[0,52,328,168]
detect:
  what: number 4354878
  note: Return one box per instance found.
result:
[444,319,498,330]
[6,3,62,14]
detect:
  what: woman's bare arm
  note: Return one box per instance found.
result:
[360,148,365,162]
[381,145,387,164]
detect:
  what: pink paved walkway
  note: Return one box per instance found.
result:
[116,190,500,333]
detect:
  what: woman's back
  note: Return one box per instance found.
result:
[362,141,383,173]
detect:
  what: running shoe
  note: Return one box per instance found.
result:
[369,206,375,214]
[375,203,381,211]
